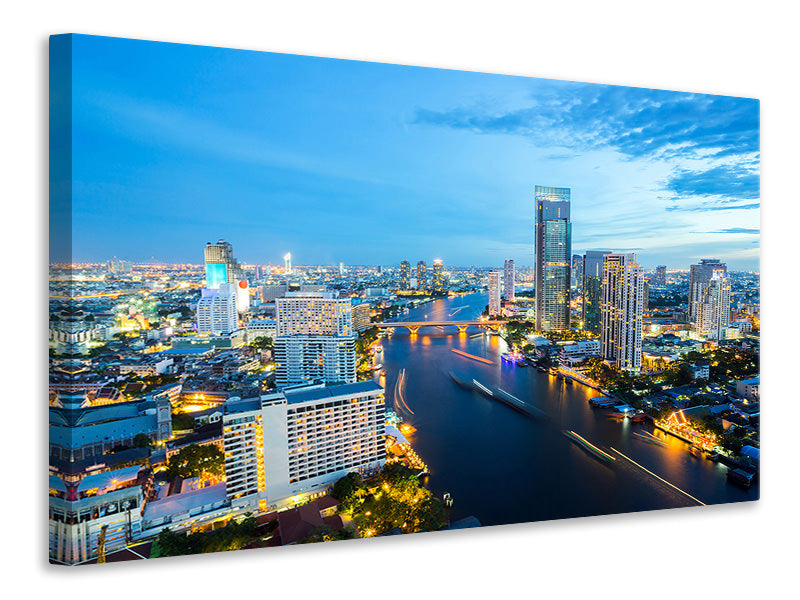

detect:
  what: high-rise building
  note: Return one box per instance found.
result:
[205,240,245,289]
[600,253,645,374]
[431,259,445,293]
[488,271,502,316]
[339,262,344,276]
[399,260,411,290]
[352,303,371,333]
[689,259,727,322]
[535,186,572,332]
[274,336,357,387]
[107,259,132,274]
[503,259,515,302]
[416,261,427,290]
[274,292,356,387]
[582,250,611,333]
[654,265,667,286]
[196,283,238,335]
[571,254,584,292]
[223,381,386,513]
[695,271,732,340]
[275,292,353,337]
[284,253,292,275]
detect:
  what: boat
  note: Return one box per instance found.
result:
[589,397,617,408]
[727,467,755,488]
[537,366,546,372]
[371,364,383,371]
[630,413,648,423]
[689,446,702,458]
[564,377,573,385]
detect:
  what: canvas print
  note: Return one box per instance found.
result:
[49,34,760,565]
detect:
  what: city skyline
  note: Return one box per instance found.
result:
[53,35,760,269]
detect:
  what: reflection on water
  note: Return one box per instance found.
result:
[376,292,758,526]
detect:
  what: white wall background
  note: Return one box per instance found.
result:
[4,1,795,597]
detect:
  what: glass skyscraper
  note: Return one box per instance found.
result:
[582,250,612,333]
[535,186,571,332]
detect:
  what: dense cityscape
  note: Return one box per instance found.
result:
[49,185,759,564]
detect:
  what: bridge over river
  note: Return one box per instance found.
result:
[373,320,505,334]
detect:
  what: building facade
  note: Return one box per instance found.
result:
[223,381,387,513]
[582,250,611,334]
[503,259,515,302]
[204,240,245,289]
[398,260,411,290]
[600,253,645,374]
[431,259,445,293]
[535,185,572,331]
[274,336,357,387]
[695,271,732,340]
[689,259,727,322]
[196,283,238,335]
[275,292,353,337]
[416,261,427,290]
[488,270,502,317]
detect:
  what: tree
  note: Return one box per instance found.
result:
[166,444,224,479]
[133,433,152,449]
[297,525,357,544]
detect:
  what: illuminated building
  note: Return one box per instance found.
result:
[600,253,644,374]
[399,260,411,290]
[488,270,502,316]
[571,254,583,292]
[689,259,727,322]
[431,259,445,293]
[275,292,353,336]
[275,291,356,387]
[695,270,731,340]
[284,252,292,275]
[535,186,572,331]
[107,259,131,274]
[223,381,386,513]
[416,261,427,290]
[504,259,515,302]
[352,303,371,333]
[582,250,611,334]
[196,283,238,335]
[204,240,245,289]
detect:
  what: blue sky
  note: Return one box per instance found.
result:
[54,34,760,269]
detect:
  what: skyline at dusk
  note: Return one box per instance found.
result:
[54,35,759,269]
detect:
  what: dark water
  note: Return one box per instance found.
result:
[375,292,758,526]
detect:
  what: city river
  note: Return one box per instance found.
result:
[374,291,758,527]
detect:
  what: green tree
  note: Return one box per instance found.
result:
[166,444,224,479]
[132,433,153,449]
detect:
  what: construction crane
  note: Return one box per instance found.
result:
[96,525,108,564]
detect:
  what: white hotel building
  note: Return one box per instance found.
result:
[488,271,502,317]
[196,283,238,335]
[223,381,386,513]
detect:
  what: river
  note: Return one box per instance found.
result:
[374,291,758,527]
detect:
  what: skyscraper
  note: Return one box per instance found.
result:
[695,270,731,340]
[582,250,611,333]
[416,261,427,290]
[503,259,515,302]
[600,253,645,374]
[689,259,727,322]
[431,259,445,293]
[488,271,502,316]
[535,186,571,332]
[283,253,292,275]
[204,239,245,289]
[399,260,411,290]
[571,254,584,292]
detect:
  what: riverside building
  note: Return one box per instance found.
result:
[582,250,612,334]
[600,253,645,374]
[535,185,572,331]
[488,271,502,316]
[504,259,515,302]
[223,381,387,513]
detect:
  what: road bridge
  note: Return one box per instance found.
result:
[373,320,505,335]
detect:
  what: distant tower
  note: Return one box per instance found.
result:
[689,259,727,322]
[654,265,667,286]
[488,271,503,316]
[339,262,345,276]
[535,186,571,331]
[571,254,584,292]
[503,259,515,302]
[284,253,292,275]
[431,259,445,293]
[416,261,427,290]
[399,260,411,290]
[204,239,244,289]
[696,270,731,340]
[600,253,644,374]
